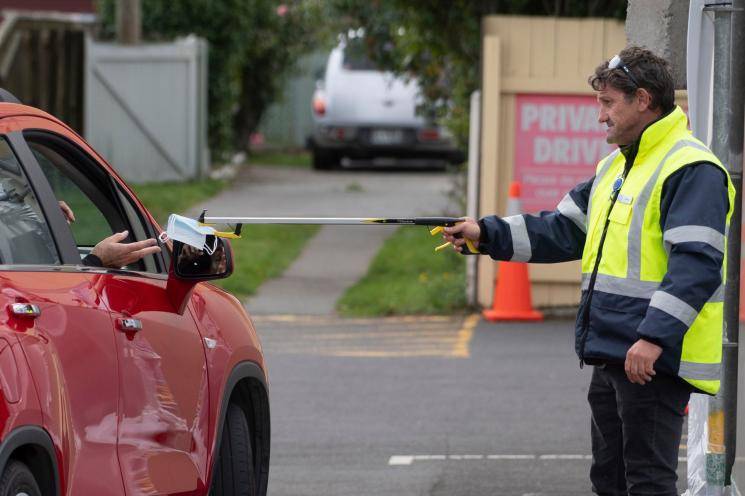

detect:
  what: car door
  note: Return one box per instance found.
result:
[0,132,125,495]
[23,129,211,495]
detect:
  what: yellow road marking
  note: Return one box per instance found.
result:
[258,314,479,358]
[310,331,461,340]
[452,314,479,358]
[251,314,454,324]
[325,349,466,358]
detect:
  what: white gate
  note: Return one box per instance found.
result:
[84,35,209,183]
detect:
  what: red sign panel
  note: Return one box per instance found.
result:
[514,94,615,213]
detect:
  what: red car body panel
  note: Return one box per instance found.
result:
[0,104,269,495]
[1,271,123,495]
[189,284,266,473]
[0,288,43,434]
[102,274,211,495]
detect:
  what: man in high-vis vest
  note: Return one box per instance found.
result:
[444,46,734,495]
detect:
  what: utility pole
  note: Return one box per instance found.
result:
[116,0,141,45]
[708,0,744,489]
[717,0,745,486]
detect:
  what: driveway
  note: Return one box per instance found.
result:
[194,165,460,314]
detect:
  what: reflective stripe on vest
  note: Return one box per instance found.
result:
[504,215,531,262]
[557,194,587,233]
[581,273,725,304]
[581,272,658,298]
[649,290,698,327]
[663,225,725,254]
[679,361,721,381]
[586,149,620,226]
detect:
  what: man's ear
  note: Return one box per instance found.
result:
[636,88,653,112]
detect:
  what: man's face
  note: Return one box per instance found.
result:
[596,85,644,145]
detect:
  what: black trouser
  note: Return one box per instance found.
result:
[588,364,692,496]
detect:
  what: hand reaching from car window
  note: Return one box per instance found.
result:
[91,230,161,268]
[59,201,75,223]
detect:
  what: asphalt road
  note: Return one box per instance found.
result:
[259,316,689,495]
[257,316,581,495]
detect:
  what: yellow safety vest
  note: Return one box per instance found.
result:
[582,106,735,394]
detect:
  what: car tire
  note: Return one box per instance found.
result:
[210,403,257,496]
[312,147,340,170]
[0,461,42,496]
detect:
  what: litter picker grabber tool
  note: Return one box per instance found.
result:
[190,210,478,254]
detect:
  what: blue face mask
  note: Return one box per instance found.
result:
[163,214,218,254]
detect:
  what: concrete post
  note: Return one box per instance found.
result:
[625,0,690,88]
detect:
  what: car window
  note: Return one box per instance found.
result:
[0,137,60,265]
[115,184,166,273]
[25,135,162,274]
[31,145,111,247]
[342,40,379,71]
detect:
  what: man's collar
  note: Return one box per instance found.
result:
[619,106,683,164]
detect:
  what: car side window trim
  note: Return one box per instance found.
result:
[113,183,161,273]
[4,132,79,265]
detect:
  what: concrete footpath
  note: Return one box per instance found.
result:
[192,165,458,315]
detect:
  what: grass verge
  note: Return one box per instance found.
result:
[249,150,310,168]
[336,226,467,316]
[131,178,318,300]
[213,224,319,299]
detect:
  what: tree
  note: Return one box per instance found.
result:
[328,0,626,148]
[233,3,329,153]
[97,0,327,160]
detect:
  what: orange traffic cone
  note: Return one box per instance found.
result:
[482,182,543,322]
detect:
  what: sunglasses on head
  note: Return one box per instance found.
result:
[608,54,640,89]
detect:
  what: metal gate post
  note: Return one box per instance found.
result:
[710,0,745,488]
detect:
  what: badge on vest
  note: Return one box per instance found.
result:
[610,175,624,199]
[617,194,633,205]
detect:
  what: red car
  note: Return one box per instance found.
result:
[0,91,269,495]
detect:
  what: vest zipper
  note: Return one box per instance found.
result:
[578,159,633,368]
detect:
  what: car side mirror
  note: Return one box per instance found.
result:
[173,237,233,280]
[166,237,234,314]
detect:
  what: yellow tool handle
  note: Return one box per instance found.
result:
[212,230,242,239]
[429,226,477,254]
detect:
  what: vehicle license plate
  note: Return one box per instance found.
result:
[370,129,404,145]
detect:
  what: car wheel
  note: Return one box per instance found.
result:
[312,147,340,170]
[210,403,257,496]
[0,461,42,496]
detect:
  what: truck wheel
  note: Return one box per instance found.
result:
[210,403,257,496]
[0,461,41,496]
[312,147,340,170]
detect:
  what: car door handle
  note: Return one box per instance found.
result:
[116,318,143,332]
[8,303,41,318]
